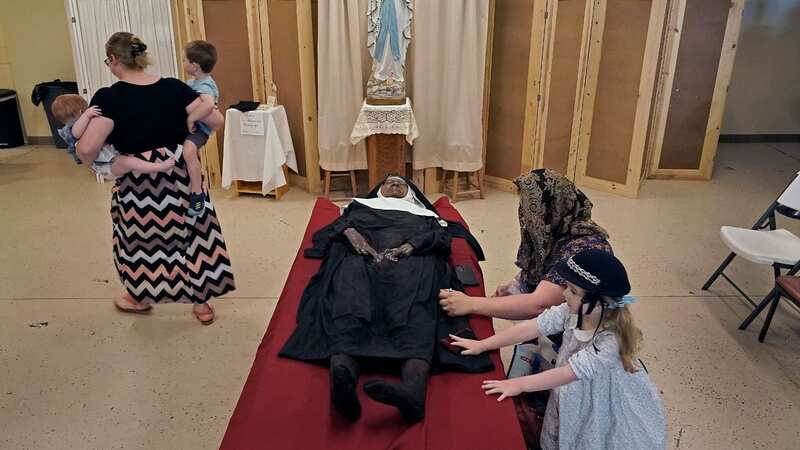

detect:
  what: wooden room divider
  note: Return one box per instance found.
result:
[485,0,744,197]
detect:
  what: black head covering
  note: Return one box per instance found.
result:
[555,249,631,329]
[554,249,631,298]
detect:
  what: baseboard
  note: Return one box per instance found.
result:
[719,134,800,143]
[483,175,516,192]
[27,136,55,146]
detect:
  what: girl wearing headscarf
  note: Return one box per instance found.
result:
[439,169,612,320]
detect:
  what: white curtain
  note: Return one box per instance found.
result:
[317,0,371,171]
[411,0,489,172]
[67,0,178,100]
[125,0,179,81]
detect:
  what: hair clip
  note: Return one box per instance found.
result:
[131,42,147,55]
[607,295,636,309]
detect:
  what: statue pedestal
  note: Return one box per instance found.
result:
[350,98,418,187]
[367,134,407,187]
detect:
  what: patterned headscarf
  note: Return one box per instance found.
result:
[513,169,608,288]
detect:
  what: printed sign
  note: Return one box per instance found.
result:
[240,112,265,136]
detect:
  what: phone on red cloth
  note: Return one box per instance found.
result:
[440,328,476,354]
[454,265,479,286]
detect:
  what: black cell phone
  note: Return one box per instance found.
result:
[454,265,479,286]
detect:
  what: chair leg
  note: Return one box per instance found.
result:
[739,287,780,330]
[324,170,331,198]
[758,291,783,342]
[349,171,357,197]
[453,171,460,203]
[702,252,737,290]
[477,170,485,199]
[773,263,782,280]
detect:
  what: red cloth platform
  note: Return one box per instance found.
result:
[221,197,525,450]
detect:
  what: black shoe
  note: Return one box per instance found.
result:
[363,380,425,423]
[330,355,361,422]
[188,192,205,217]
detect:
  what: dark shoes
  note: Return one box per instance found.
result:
[331,356,430,424]
[188,192,205,217]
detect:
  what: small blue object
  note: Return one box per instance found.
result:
[608,295,637,309]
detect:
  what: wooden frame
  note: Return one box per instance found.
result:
[565,0,598,180]
[246,0,266,102]
[644,0,684,179]
[297,0,322,193]
[571,0,667,198]
[172,0,223,189]
[521,0,556,174]
[483,174,517,193]
[479,0,497,193]
[698,0,745,179]
[647,0,745,180]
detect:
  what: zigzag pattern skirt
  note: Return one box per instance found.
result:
[110,146,236,304]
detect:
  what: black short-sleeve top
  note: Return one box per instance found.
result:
[90,78,199,155]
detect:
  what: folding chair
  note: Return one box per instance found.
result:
[739,274,800,342]
[702,172,800,332]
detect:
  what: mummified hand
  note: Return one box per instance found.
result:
[382,243,414,262]
[344,228,382,263]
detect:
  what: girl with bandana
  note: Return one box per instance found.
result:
[450,250,666,450]
[439,169,612,320]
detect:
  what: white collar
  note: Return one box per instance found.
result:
[352,197,440,219]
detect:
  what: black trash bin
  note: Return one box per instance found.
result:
[0,89,25,149]
[31,80,79,148]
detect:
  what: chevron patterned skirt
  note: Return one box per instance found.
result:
[110,146,236,304]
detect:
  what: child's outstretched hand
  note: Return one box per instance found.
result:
[482,378,524,402]
[82,106,102,119]
[448,334,487,355]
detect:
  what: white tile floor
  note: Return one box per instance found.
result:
[1,143,798,449]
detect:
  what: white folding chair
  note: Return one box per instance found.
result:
[703,172,800,338]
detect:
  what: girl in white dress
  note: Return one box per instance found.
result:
[451,250,666,450]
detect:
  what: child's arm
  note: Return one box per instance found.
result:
[71,106,102,139]
[450,318,543,355]
[482,365,578,402]
[76,116,114,165]
[186,95,215,132]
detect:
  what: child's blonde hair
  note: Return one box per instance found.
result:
[51,94,88,124]
[601,297,643,373]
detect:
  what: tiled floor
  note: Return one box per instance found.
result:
[1,143,798,449]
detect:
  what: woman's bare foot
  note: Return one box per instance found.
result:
[192,303,215,325]
[113,292,152,314]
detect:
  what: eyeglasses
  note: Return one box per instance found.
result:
[103,57,112,66]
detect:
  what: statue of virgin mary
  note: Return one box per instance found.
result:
[366,0,413,104]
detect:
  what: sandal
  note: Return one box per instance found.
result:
[193,303,215,325]
[113,294,152,314]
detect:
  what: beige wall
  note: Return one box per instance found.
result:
[0,0,77,137]
[723,0,800,135]
[0,20,14,90]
